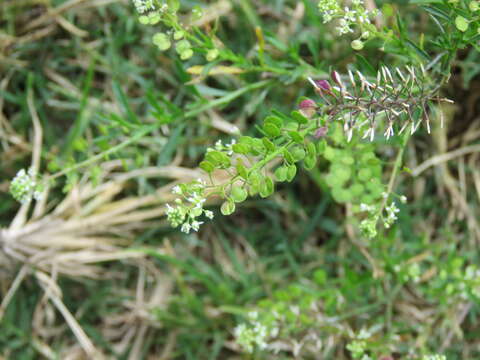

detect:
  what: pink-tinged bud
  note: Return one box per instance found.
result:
[315,80,331,91]
[314,126,328,139]
[331,70,343,87]
[299,99,317,118]
[299,99,316,109]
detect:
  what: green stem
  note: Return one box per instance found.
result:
[206,122,319,197]
[47,80,273,182]
[48,124,156,181]
[377,132,411,216]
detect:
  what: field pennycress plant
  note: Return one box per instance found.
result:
[165,66,451,238]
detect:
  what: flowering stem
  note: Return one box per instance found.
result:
[204,123,319,197]
[46,79,273,182]
[378,132,411,216]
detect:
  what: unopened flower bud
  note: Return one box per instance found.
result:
[315,80,331,91]
[314,126,328,139]
[331,70,343,87]
[299,99,317,118]
[206,49,219,61]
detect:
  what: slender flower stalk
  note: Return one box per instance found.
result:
[308,67,453,142]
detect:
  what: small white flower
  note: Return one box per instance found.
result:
[181,223,191,233]
[362,127,374,141]
[205,210,214,219]
[248,311,258,320]
[226,139,236,155]
[384,125,394,140]
[344,7,357,22]
[33,190,43,201]
[191,220,204,232]
[132,0,155,13]
[172,185,182,195]
[323,13,333,22]
[357,14,370,23]
[357,328,371,339]
[360,203,374,212]
[270,327,279,337]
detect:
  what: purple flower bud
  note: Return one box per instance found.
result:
[331,70,343,87]
[315,80,331,91]
[299,99,317,118]
[314,126,328,139]
[299,99,316,109]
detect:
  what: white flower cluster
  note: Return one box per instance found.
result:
[166,179,214,234]
[406,263,421,283]
[394,262,419,283]
[360,203,375,212]
[359,196,405,238]
[346,339,367,358]
[132,0,156,13]
[346,327,377,359]
[234,312,276,353]
[317,0,378,36]
[9,168,43,204]
[208,139,237,156]
[422,355,446,360]
[384,201,400,228]
[440,263,480,300]
[318,0,341,23]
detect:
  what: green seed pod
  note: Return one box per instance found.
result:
[358,168,372,182]
[332,164,351,182]
[236,161,248,179]
[153,33,171,51]
[180,48,194,60]
[286,165,297,182]
[206,49,219,61]
[221,200,236,215]
[350,183,364,197]
[303,155,317,170]
[149,13,161,24]
[173,30,185,40]
[231,186,248,203]
[176,39,192,53]
[264,115,284,129]
[324,146,336,160]
[341,155,354,165]
[455,16,469,32]
[332,187,352,203]
[291,147,306,162]
[199,160,214,173]
[275,166,288,182]
[351,39,364,51]
[139,16,149,24]
[263,123,281,138]
[259,177,274,198]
